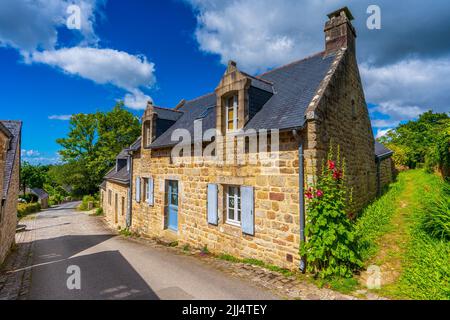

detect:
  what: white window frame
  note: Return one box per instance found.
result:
[225,95,238,133]
[226,185,241,226]
[143,177,154,205]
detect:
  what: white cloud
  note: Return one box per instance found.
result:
[0,0,100,55]
[0,0,155,110]
[124,90,153,110]
[31,47,156,109]
[361,58,450,121]
[21,149,41,157]
[49,114,72,120]
[375,128,393,139]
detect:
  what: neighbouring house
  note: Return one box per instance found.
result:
[0,120,22,265]
[30,188,49,209]
[375,141,395,194]
[101,7,394,270]
[101,138,141,229]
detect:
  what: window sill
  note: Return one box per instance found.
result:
[225,220,241,228]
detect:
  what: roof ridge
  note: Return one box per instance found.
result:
[153,106,183,113]
[185,92,215,104]
[257,51,326,78]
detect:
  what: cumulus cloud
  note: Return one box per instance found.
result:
[0,0,101,55]
[361,58,450,122]
[49,114,72,120]
[0,0,154,109]
[22,149,41,157]
[31,47,155,109]
[375,128,393,139]
[185,0,450,125]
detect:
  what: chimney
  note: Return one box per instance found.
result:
[324,7,356,55]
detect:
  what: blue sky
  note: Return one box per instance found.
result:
[1,0,449,164]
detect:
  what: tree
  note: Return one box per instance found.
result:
[55,102,141,195]
[20,162,49,194]
[379,111,449,171]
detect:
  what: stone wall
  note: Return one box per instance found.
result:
[379,157,395,192]
[131,131,302,269]
[103,181,129,230]
[0,136,20,265]
[305,47,376,214]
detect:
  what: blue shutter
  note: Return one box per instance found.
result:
[148,177,154,205]
[241,186,254,235]
[207,184,218,225]
[136,177,141,203]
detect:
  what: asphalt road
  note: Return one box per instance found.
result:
[27,202,279,300]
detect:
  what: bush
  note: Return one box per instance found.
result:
[422,182,450,240]
[78,195,97,211]
[300,145,362,279]
[20,193,38,203]
[17,202,41,218]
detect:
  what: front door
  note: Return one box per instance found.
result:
[167,180,179,231]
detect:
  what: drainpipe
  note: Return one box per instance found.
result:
[126,152,133,228]
[292,129,306,273]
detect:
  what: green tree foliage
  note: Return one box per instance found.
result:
[378,111,449,175]
[55,102,140,195]
[300,145,362,279]
[20,161,50,194]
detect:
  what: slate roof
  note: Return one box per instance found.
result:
[100,180,107,190]
[1,121,22,200]
[31,188,49,199]
[375,141,393,159]
[129,137,142,152]
[154,107,183,121]
[104,166,130,185]
[150,52,336,148]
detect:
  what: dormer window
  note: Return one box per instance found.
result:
[143,120,151,147]
[226,95,238,132]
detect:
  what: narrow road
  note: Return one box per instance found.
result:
[27,202,279,300]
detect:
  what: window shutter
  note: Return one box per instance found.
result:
[136,177,141,203]
[148,177,154,205]
[241,186,254,235]
[207,184,218,225]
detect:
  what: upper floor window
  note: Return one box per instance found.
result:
[143,120,151,147]
[226,95,238,132]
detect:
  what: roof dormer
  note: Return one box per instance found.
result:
[215,60,273,135]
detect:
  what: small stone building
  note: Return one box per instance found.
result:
[0,120,22,265]
[375,141,395,194]
[102,7,394,270]
[30,188,49,209]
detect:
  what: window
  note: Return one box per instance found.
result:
[121,197,125,216]
[226,186,241,226]
[225,95,238,132]
[0,199,5,223]
[108,190,112,206]
[143,121,151,147]
[143,177,154,205]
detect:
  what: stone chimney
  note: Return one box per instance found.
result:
[324,7,356,55]
[142,100,155,148]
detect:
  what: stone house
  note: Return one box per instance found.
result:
[101,138,141,229]
[102,7,394,270]
[0,120,22,265]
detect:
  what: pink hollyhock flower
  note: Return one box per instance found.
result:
[316,189,324,198]
[305,189,313,199]
[328,160,335,170]
[333,170,343,180]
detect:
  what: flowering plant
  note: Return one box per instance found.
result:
[300,144,362,278]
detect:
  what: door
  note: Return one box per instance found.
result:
[167,180,179,231]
